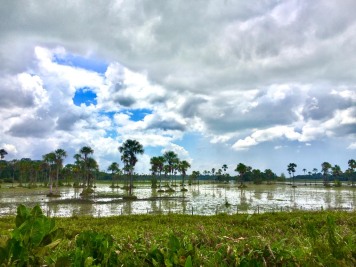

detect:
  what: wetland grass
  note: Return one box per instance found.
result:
[0,205,355,266]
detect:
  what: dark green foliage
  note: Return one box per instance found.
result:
[0,204,63,266]
[146,234,194,266]
[71,231,119,266]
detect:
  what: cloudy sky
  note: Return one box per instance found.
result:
[0,0,355,175]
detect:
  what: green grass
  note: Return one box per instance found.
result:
[0,208,355,266]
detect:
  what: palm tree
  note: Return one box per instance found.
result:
[0,149,8,160]
[264,169,274,184]
[178,160,191,189]
[87,157,99,187]
[321,162,332,186]
[235,163,247,186]
[222,164,228,174]
[43,152,56,194]
[80,146,94,187]
[54,149,67,194]
[287,163,297,187]
[163,151,179,186]
[156,156,165,187]
[108,162,120,187]
[211,168,216,181]
[63,164,75,186]
[150,156,166,188]
[118,139,144,196]
[331,165,342,186]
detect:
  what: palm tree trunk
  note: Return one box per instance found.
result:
[49,168,53,194]
[56,168,59,193]
[129,171,133,196]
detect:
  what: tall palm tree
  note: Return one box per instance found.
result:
[235,163,247,186]
[80,146,94,187]
[73,153,84,187]
[321,162,332,186]
[150,157,160,176]
[87,157,99,186]
[163,151,179,185]
[178,160,191,188]
[108,162,119,187]
[43,152,56,194]
[331,164,342,185]
[156,156,165,187]
[287,163,297,187]
[118,139,144,196]
[222,164,228,174]
[54,149,67,194]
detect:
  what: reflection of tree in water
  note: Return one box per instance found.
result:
[109,202,118,214]
[162,198,171,212]
[47,203,59,216]
[323,190,332,209]
[333,190,343,208]
[236,189,250,211]
[212,184,216,197]
[191,188,201,198]
[289,188,296,204]
[150,199,159,213]
[122,200,133,215]
[181,192,187,214]
[74,187,80,198]
[254,191,262,200]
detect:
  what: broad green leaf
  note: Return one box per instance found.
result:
[15,204,30,227]
[31,205,44,218]
[168,234,180,252]
[185,255,193,267]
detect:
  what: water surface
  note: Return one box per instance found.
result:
[0,183,355,217]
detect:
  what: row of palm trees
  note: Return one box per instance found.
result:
[107,148,192,194]
[150,151,191,190]
[1,141,355,195]
[0,146,99,196]
[287,159,356,187]
[200,164,276,186]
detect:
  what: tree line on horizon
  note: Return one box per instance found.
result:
[0,144,355,194]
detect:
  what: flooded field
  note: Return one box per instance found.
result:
[0,182,355,217]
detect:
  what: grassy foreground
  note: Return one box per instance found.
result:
[0,207,355,266]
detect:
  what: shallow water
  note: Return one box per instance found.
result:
[0,182,355,217]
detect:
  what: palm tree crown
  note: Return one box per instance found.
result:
[0,149,8,160]
[163,151,179,175]
[119,139,144,171]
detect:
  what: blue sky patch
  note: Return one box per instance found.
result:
[124,108,152,121]
[73,87,97,106]
[53,53,108,74]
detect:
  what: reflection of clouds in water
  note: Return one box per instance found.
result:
[0,184,355,216]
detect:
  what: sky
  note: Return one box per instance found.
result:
[0,0,355,176]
